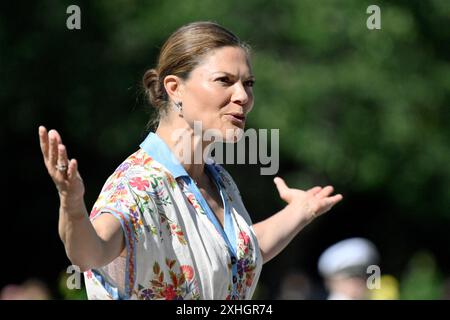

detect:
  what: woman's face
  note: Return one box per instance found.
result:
[179,46,255,141]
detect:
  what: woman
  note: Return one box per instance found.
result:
[38,21,343,300]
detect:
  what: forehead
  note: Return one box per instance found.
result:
[193,46,252,76]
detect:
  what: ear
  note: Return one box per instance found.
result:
[163,75,184,103]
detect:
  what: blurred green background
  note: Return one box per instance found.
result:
[1,0,449,299]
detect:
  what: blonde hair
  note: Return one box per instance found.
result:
[142,21,250,129]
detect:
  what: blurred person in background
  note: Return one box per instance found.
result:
[276,269,313,300]
[0,278,52,300]
[318,237,379,300]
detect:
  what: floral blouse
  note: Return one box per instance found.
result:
[83,132,263,300]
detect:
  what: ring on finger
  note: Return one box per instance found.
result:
[56,163,68,172]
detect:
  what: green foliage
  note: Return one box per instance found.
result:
[58,270,88,300]
[400,251,444,300]
[1,0,449,297]
[3,1,448,211]
[248,0,450,219]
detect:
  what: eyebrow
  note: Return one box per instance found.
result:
[212,71,255,80]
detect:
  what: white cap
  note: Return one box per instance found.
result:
[318,238,379,278]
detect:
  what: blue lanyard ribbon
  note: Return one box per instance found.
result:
[182,164,238,296]
[138,132,239,296]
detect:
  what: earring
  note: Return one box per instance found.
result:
[174,101,183,113]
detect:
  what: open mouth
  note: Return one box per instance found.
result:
[227,114,246,124]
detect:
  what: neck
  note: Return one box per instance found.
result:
[155,117,213,183]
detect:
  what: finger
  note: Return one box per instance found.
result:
[316,185,334,199]
[48,130,59,169]
[307,186,322,196]
[67,158,78,181]
[274,177,290,198]
[323,194,343,208]
[39,126,49,161]
[274,177,292,203]
[57,144,69,177]
[274,177,289,190]
[52,129,63,145]
[330,194,343,203]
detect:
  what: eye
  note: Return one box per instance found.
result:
[244,79,255,87]
[216,76,232,85]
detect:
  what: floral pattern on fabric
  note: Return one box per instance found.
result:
[236,231,258,298]
[177,179,206,215]
[83,137,262,300]
[138,260,200,300]
[224,231,258,300]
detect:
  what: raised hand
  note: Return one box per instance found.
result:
[274,177,343,222]
[38,126,85,210]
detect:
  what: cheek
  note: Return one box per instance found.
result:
[189,84,227,110]
[189,85,230,115]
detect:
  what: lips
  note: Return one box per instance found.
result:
[227,113,246,121]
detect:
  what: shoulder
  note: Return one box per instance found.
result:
[91,149,174,218]
[99,149,175,197]
[113,149,165,180]
[112,149,172,183]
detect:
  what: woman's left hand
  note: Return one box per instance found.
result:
[274,177,343,222]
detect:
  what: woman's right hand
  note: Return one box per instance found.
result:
[39,126,124,268]
[39,126,85,212]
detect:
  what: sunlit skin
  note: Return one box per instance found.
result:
[38,46,343,272]
[168,46,255,137]
[156,46,255,184]
[155,47,255,227]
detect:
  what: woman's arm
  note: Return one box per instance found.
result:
[39,126,124,272]
[253,177,343,264]
[58,201,124,272]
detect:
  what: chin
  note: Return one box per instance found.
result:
[201,123,245,144]
[223,127,244,143]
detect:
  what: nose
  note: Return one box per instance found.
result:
[231,81,252,107]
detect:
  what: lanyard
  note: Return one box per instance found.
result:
[181,164,239,296]
[138,131,239,296]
